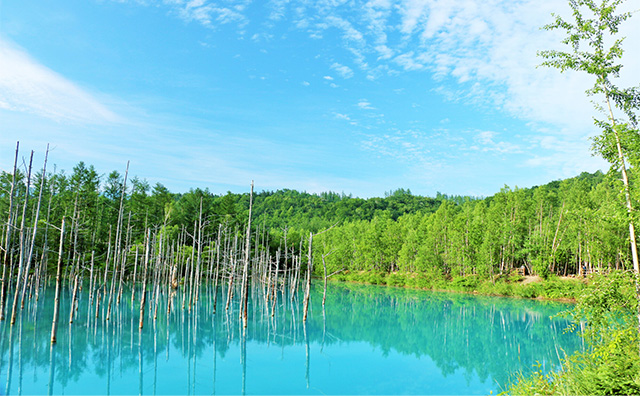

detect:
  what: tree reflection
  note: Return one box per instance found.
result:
[0,282,580,394]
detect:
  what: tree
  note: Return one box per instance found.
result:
[539,0,640,272]
[539,0,640,353]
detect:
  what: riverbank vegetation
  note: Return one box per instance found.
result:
[333,271,585,300]
[503,270,640,395]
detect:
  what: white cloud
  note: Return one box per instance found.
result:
[330,62,354,79]
[394,51,424,71]
[282,0,635,132]
[524,133,607,178]
[398,0,429,36]
[323,75,334,80]
[357,100,374,110]
[472,130,522,154]
[375,44,394,60]
[109,0,639,140]
[100,0,640,192]
[120,0,252,30]
[0,37,119,124]
[268,0,291,21]
[326,16,366,44]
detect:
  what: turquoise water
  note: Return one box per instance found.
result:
[0,282,580,395]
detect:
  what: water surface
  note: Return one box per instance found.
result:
[0,282,580,395]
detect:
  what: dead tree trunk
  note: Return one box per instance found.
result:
[303,232,312,322]
[241,181,254,329]
[11,150,34,325]
[20,145,49,310]
[139,229,151,329]
[0,142,20,321]
[69,273,79,324]
[50,217,66,344]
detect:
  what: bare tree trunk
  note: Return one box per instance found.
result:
[241,181,254,329]
[35,165,55,303]
[69,274,79,323]
[303,232,312,322]
[117,213,132,305]
[212,224,222,313]
[321,251,335,308]
[271,249,280,317]
[131,247,139,304]
[0,142,20,321]
[19,145,49,310]
[139,229,151,329]
[87,251,95,320]
[50,218,66,343]
[11,150,34,325]
[106,163,129,321]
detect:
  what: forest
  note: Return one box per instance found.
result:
[0,147,632,291]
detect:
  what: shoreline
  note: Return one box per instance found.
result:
[325,271,586,302]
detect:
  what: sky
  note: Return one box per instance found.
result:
[1,0,639,198]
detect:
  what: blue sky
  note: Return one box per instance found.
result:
[1,0,639,198]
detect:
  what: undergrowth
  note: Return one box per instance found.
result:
[332,270,584,300]
[503,271,640,395]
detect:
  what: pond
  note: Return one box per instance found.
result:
[0,281,581,395]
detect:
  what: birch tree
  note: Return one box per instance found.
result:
[539,0,640,272]
[539,0,640,351]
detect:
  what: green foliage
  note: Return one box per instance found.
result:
[451,275,480,291]
[505,271,640,395]
[385,272,406,287]
[0,152,633,289]
[332,270,584,302]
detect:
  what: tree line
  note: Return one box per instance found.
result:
[0,146,634,286]
[313,170,637,279]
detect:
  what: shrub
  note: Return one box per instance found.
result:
[504,271,640,395]
[386,272,406,287]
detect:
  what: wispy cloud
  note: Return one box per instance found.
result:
[357,100,374,110]
[330,62,354,79]
[173,0,250,29]
[107,0,638,137]
[0,37,119,124]
[524,132,607,179]
[471,130,522,154]
[394,51,424,71]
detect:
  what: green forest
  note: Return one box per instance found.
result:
[0,156,632,283]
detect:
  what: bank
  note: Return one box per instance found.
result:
[329,270,586,301]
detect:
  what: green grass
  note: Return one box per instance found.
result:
[331,270,585,301]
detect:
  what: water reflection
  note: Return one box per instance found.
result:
[0,282,580,395]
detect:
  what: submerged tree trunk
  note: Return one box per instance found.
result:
[303,232,312,322]
[139,229,151,329]
[241,181,254,329]
[50,218,66,344]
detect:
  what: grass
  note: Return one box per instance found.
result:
[331,270,586,301]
